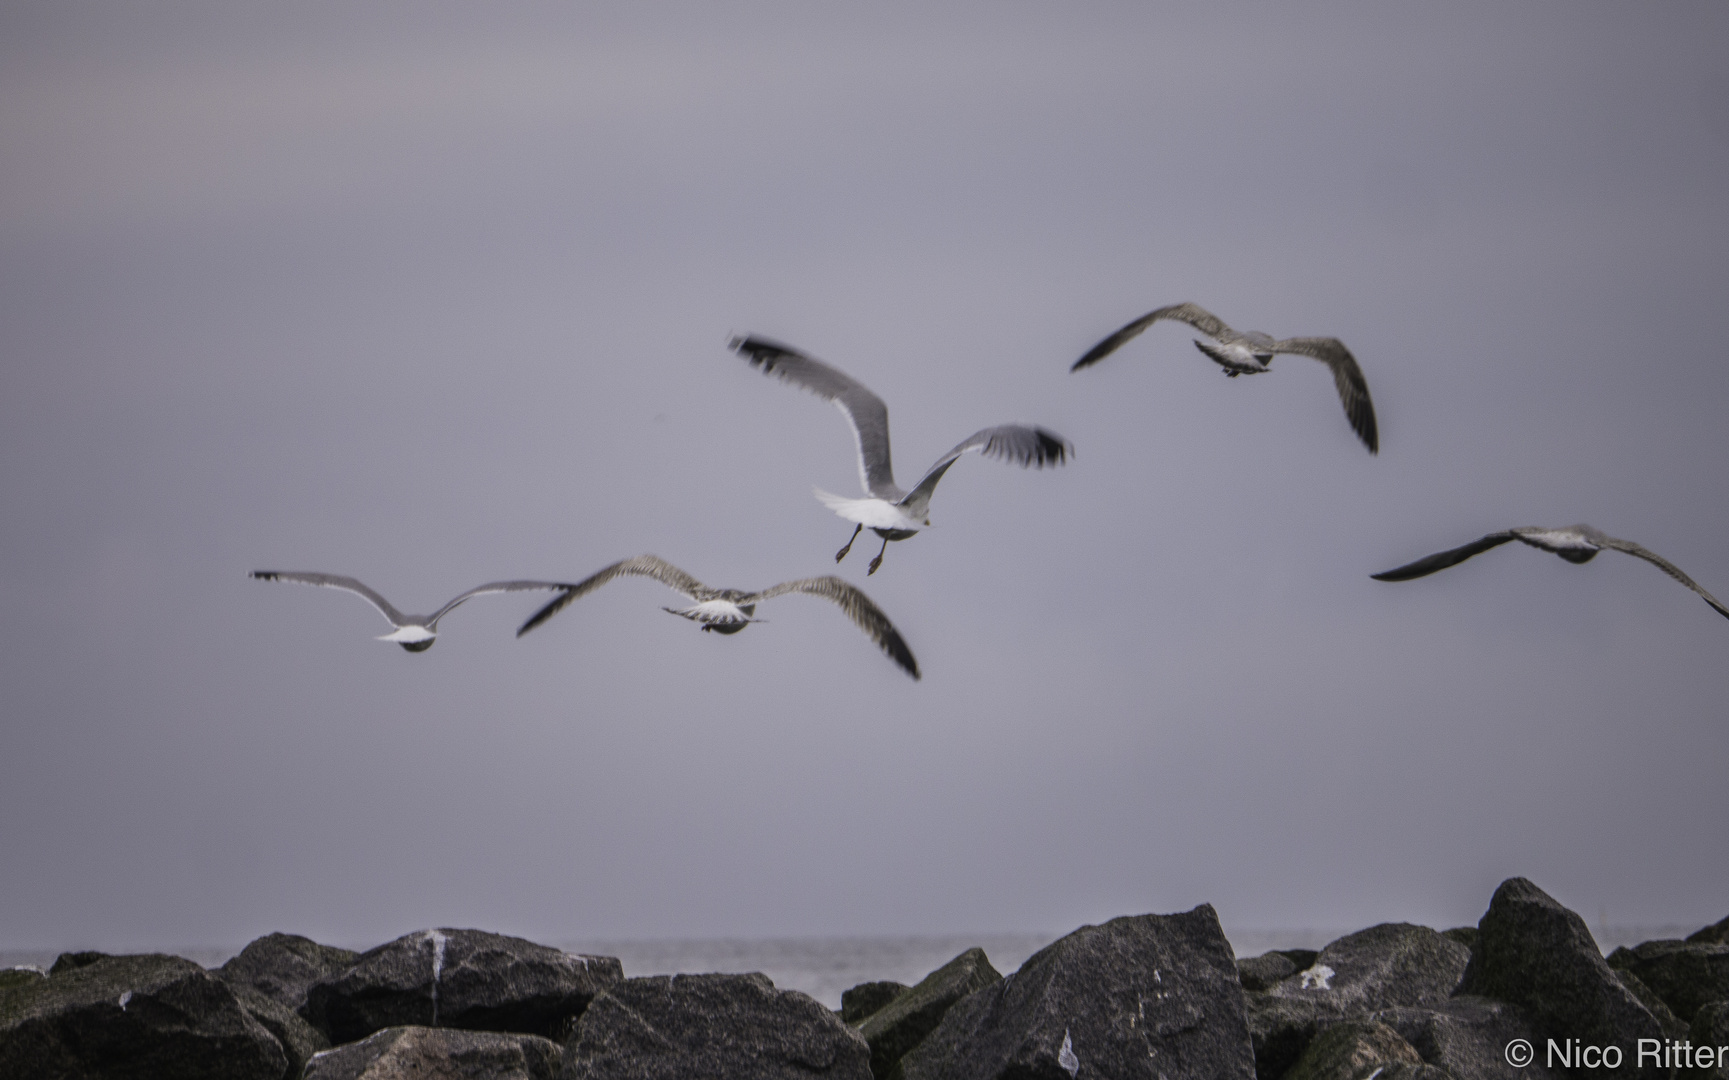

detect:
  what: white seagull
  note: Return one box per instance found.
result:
[1070,301,1378,453]
[730,334,1072,574]
[514,554,920,679]
[250,571,579,652]
[1371,525,1729,620]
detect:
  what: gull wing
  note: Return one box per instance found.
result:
[900,425,1072,515]
[250,570,408,628]
[1370,532,1519,581]
[1598,538,1729,621]
[515,555,712,637]
[729,335,901,500]
[745,576,920,679]
[425,581,587,629]
[1070,302,1236,371]
[1271,336,1379,453]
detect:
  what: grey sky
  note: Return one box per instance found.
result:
[1,2,1726,956]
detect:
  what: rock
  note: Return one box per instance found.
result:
[841,981,908,1025]
[304,1025,561,1080]
[1247,923,1468,1080]
[301,928,622,1045]
[1612,968,1689,1041]
[560,972,872,1079]
[1239,953,1298,993]
[1605,939,1729,1023]
[1456,877,1662,1079]
[1283,1019,1422,1080]
[1247,994,1332,1080]
[232,980,330,1077]
[1373,1065,1453,1080]
[1373,995,1564,1080]
[1279,951,1322,973]
[1265,923,1469,1015]
[1688,917,1729,946]
[49,950,111,975]
[0,969,44,991]
[221,932,359,1011]
[1689,1002,1729,1079]
[897,904,1256,1080]
[1442,927,1478,952]
[0,952,289,1080]
[856,947,1000,1078]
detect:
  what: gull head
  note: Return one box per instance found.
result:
[378,625,437,652]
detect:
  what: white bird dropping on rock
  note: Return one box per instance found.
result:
[1059,1029,1080,1076]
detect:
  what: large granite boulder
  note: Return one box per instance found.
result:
[1456,877,1662,1079]
[221,932,359,1011]
[302,929,622,1045]
[1265,924,1469,1015]
[0,953,289,1080]
[856,947,1000,1078]
[1606,939,1729,1023]
[1283,1019,1423,1080]
[1238,953,1298,993]
[49,951,111,975]
[897,904,1255,1080]
[1689,1002,1729,1079]
[1442,927,1479,952]
[1611,968,1689,1041]
[560,972,872,1079]
[841,981,908,1025]
[1688,917,1729,946]
[1247,995,1333,1080]
[304,1025,561,1080]
[1373,995,1563,1080]
[1248,923,1468,1080]
[230,980,330,1078]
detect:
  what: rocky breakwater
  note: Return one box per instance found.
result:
[3,879,1727,1080]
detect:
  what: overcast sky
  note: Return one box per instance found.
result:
[2,2,1726,957]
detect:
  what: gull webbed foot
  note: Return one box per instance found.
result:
[866,536,889,575]
[836,523,862,563]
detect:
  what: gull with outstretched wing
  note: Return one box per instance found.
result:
[250,571,579,652]
[730,334,1071,574]
[514,555,919,679]
[1070,301,1378,454]
[1371,524,1729,620]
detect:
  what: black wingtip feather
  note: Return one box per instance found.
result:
[729,334,801,372]
[515,590,574,638]
[1035,428,1072,467]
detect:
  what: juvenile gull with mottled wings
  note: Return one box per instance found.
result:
[250,571,579,652]
[1371,524,1729,620]
[515,554,920,679]
[730,334,1071,574]
[1070,301,1378,453]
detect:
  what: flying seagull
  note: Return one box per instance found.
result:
[514,554,920,679]
[1070,301,1378,453]
[250,571,579,651]
[1371,525,1729,620]
[730,334,1072,574]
